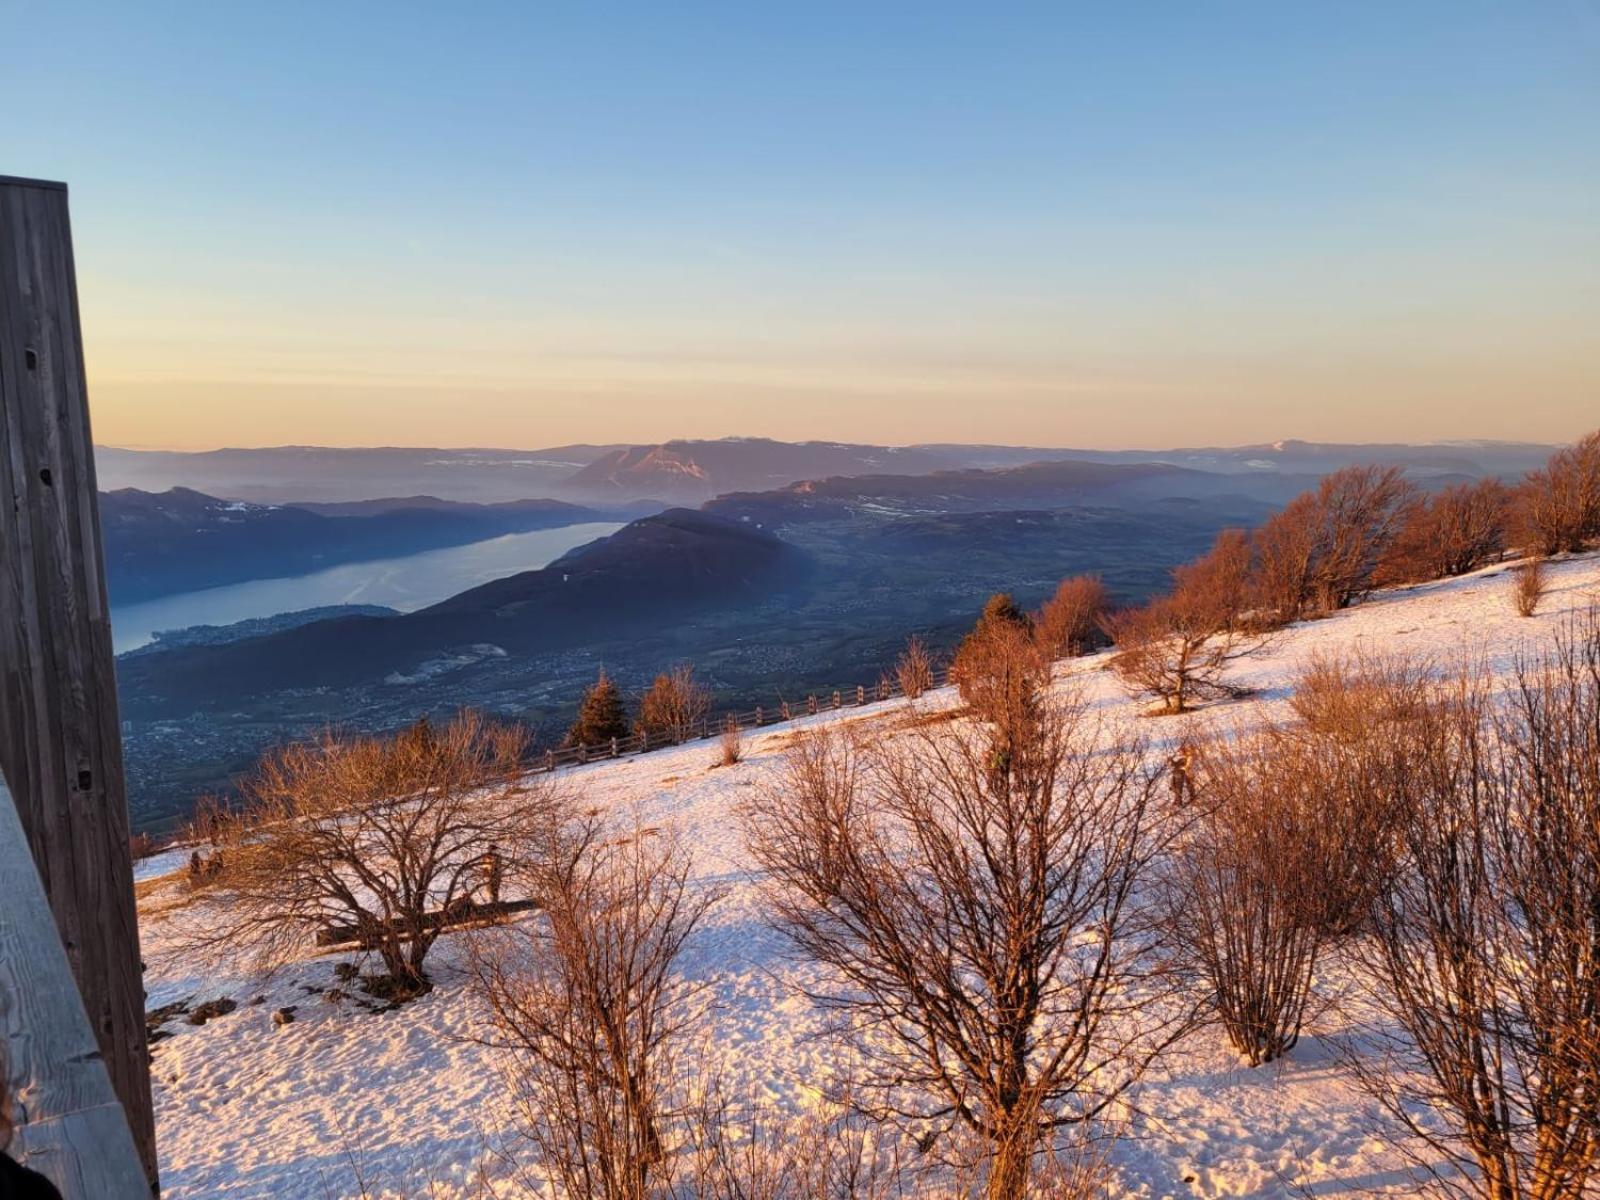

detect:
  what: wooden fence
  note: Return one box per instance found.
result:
[534,665,952,772]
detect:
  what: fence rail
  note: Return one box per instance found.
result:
[535,665,953,773]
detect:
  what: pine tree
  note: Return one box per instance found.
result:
[566,670,629,748]
[977,592,1031,634]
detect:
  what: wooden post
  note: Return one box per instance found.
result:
[0,177,158,1188]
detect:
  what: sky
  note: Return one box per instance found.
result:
[2,1,1597,452]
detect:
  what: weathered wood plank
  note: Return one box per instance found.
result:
[0,780,150,1198]
[0,177,157,1187]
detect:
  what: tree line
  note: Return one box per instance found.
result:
[943,429,1599,719]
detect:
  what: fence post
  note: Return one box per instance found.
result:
[545,749,555,772]
[610,736,619,758]
[856,685,865,706]
[808,695,818,715]
[754,705,763,726]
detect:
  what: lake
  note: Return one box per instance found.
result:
[110,522,623,653]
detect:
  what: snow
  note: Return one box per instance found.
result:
[136,554,1600,1199]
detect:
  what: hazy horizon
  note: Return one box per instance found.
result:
[96,429,1588,456]
[5,2,1597,452]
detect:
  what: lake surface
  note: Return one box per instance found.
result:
[110,522,622,653]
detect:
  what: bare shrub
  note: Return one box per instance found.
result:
[680,1077,911,1200]
[894,634,935,699]
[1348,625,1600,1199]
[1282,651,1437,936]
[637,664,712,745]
[1376,479,1508,585]
[1165,734,1327,1065]
[1107,529,1256,714]
[747,697,1188,1200]
[469,817,715,1200]
[717,715,743,767]
[1514,429,1600,556]
[1289,649,1433,741]
[1034,575,1109,659]
[1513,556,1546,618]
[129,830,159,860]
[193,711,543,992]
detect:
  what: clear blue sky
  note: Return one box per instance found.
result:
[3,1,1596,449]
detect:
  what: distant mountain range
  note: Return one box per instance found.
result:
[100,487,646,604]
[704,458,1319,527]
[98,436,1560,506]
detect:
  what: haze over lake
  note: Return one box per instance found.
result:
[111,522,623,653]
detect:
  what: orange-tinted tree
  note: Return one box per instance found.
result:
[1033,574,1108,659]
[1107,529,1256,714]
[1107,528,1254,713]
[1250,466,1419,624]
[951,593,1044,724]
[567,669,630,748]
[635,664,712,745]
[1515,429,1600,555]
[1376,479,1508,585]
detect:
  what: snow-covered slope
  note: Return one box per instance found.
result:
[137,554,1600,1200]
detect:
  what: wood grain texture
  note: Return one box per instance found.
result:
[1,780,150,1197]
[0,178,158,1188]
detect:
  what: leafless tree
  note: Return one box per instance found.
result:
[1377,479,1509,585]
[189,711,544,993]
[1514,429,1600,556]
[637,664,713,745]
[747,697,1189,1200]
[1250,466,1420,623]
[469,816,716,1200]
[1034,575,1109,660]
[1309,465,1421,612]
[1252,492,1323,627]
[895,635,935,700]
[1107,529,1257,714]
[1347,624,1600,1200]
[1514,557,1547,618]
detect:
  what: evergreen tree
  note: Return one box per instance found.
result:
[566,670,629,748]
[977,592,1032,636]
